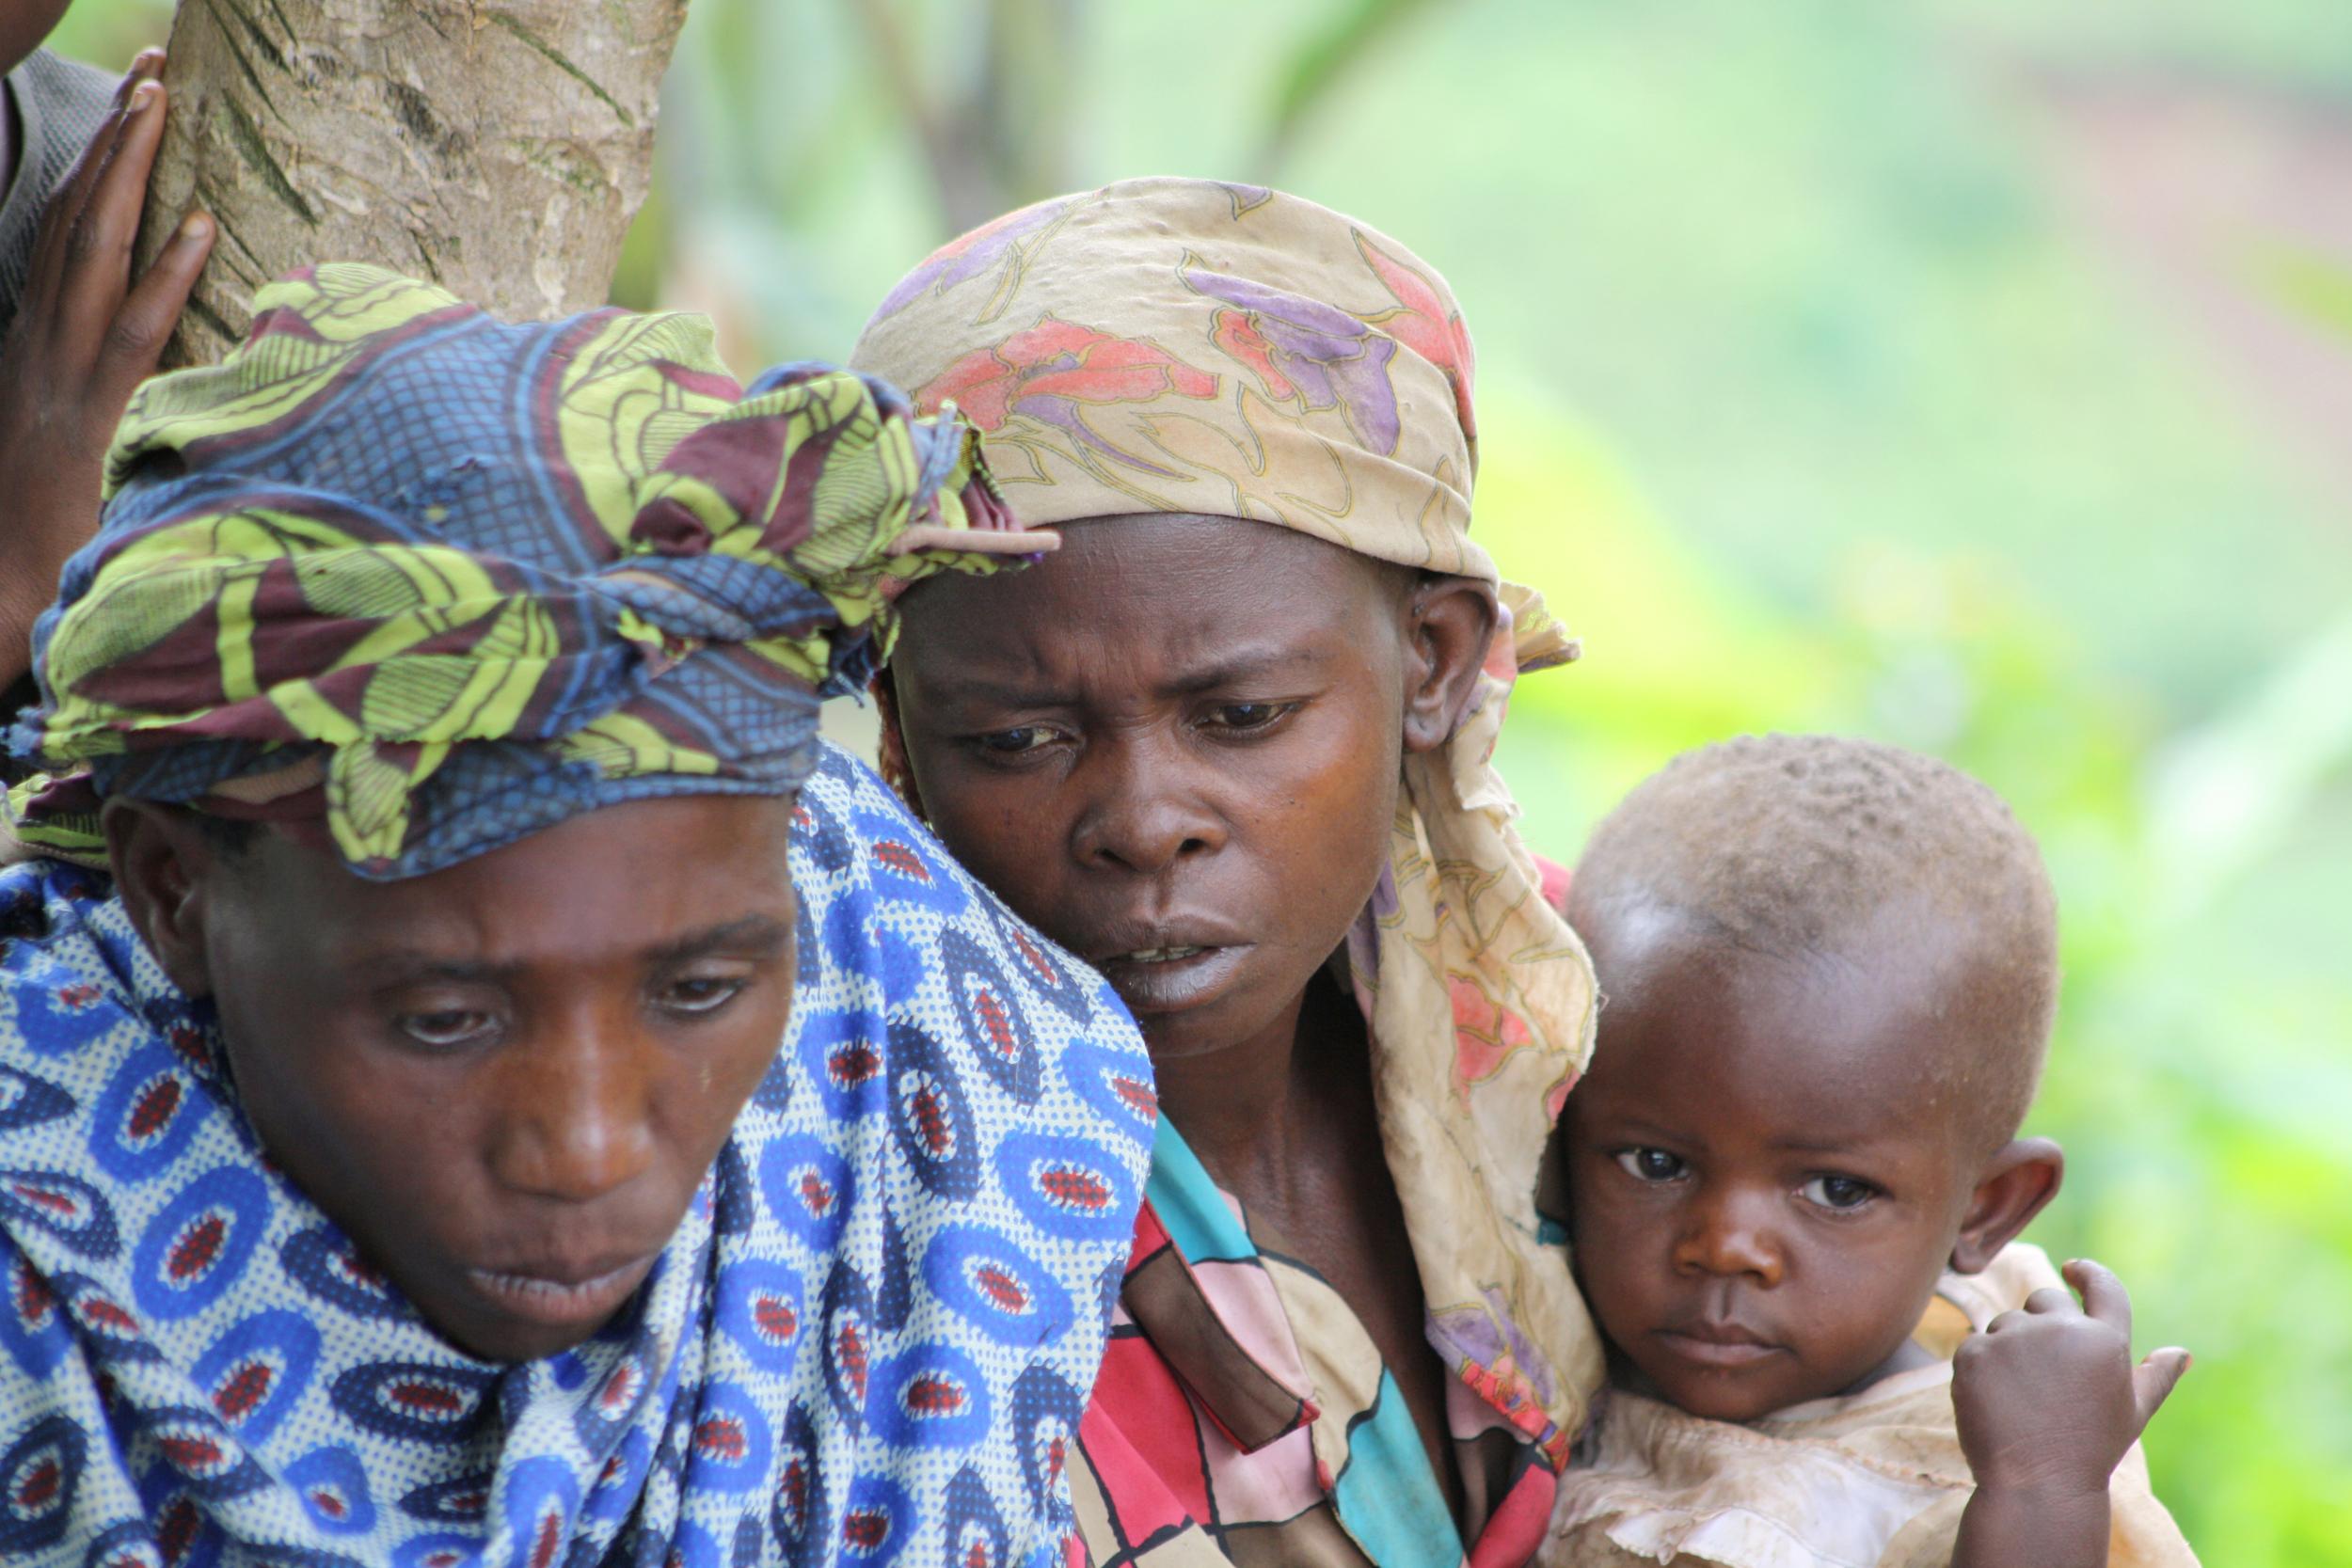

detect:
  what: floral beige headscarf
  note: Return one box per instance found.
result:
[852,178,1603,1457]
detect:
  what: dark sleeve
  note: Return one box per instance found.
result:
[0,49,119,334]
[0,50,115,780]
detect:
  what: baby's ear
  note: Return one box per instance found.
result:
[1948,1136,2063,1275]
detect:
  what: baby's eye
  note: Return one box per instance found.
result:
[1615,1148,1688,1183]
[398,1009,498,1049]
[976,725,1060,754]
[1801,1174,1878,1212]
[659,974,748,1017]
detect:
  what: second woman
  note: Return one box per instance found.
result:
[854,178,1601,1568]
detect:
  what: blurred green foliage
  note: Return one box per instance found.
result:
[39,0,2352,1555]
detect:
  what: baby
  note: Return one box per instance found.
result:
[1543,735,2197,1567]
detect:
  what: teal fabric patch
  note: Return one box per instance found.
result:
[1142,1117,1258,1264]
[1331,1370,1464,1568]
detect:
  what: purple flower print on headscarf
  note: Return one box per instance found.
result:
[1182,261,1403,455]
[870,199,1076,325]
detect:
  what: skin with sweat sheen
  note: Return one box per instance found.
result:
[1562,900,2063,1424]
[106,793,800,1364]
[888,511,1500,1517]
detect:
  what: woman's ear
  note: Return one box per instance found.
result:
[1400,573,1501,755]
[102,799,221,998]
[1948,1135,2064,1275]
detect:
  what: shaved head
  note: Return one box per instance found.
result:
[1568,735,2058,1154]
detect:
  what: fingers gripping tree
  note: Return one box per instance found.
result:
[135,1,690,366]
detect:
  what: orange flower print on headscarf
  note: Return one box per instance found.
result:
[1354,230,1478,453]
[917,317,1217,479]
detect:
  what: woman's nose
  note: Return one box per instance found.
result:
[485,1016,660,1203]
[1673,1189,1787,1287]
[1070,732,1226,876]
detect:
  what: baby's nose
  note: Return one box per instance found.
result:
[1675,1190,1787,1286]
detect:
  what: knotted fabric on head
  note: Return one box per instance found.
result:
[853,181,1606,1459]
[9,263,1033,878]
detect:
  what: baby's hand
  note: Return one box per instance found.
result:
[0,50,213,684]
[1949,1258,2188,1568]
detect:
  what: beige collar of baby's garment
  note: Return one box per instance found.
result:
[1541,1243,2068,1568]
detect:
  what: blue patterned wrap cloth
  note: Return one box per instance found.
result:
[0,743,1157,1567]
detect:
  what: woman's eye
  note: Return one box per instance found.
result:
[977,725,1058,754]
[1207,703,1288,732]
[1615,1148,1688,1183]
[660,975,747,1016]
[398,1010,497,1049]
[1802,1174,1878,1212]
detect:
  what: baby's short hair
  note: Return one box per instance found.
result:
[1569,734,2058,1153]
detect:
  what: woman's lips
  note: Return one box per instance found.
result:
[1090,942,1250,1013]
[468,1255,656,1331]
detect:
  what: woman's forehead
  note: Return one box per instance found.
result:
[230,794,799,970]
[898,513,1404,657]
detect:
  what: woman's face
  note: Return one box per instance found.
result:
[890,513,1488,1068]
[0,3,73,80]
[110,794,800,1363]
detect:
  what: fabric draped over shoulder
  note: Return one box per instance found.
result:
[1542,1244,2201,1568]
[0,742,1157,1568]
[8,263,1033,878]
[853,178,1605,1560]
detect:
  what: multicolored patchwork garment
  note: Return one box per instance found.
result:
[855,182,1604,1567]
[0,266,1153,1568]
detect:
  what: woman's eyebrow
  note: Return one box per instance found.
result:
[928,648,1327,710]
[642,913,793,967]
[1160,647,1329,695]
[930,676,1081,709]
[350,915,793,983]
[357,953,512,985]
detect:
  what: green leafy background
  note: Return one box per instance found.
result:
[51,0,2352,1553]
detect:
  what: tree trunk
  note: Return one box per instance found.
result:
[135,1,690,367]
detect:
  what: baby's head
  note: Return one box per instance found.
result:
[1560,734,2063,1422]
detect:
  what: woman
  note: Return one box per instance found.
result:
[853,180,1602,1567]
[0,265,1151,1568]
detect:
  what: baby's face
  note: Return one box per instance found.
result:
[1563,907,1993,1422]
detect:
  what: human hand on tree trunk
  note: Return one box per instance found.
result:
[0,49,214,689]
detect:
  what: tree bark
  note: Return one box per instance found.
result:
[135,1,690,367]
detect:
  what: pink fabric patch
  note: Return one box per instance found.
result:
[1184,1259,1319,1408]
[1083,1339,1214,1536]
[1194,1417,1325,1527]
[1467,1465,1557,1568]
[1449,976,1534,1087]
[1533,855,1572,914]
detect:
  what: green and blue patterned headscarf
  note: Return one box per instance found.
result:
[7,264,1039,878]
